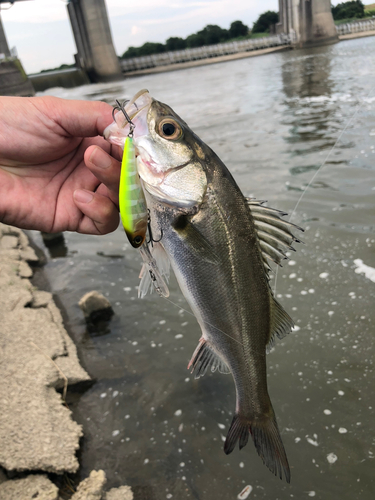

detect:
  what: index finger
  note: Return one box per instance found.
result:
[37,96,115,137]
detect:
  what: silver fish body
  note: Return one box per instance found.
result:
[105,91,301,482]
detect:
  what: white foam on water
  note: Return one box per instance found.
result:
[338,428,347,434]
[237,485,253,499]
[327,453,338,464]
[353,259,375,283]
[307,437,319,447]
[319,272,329,279]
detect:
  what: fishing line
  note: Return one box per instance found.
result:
[162,295,244,347]
[273,83,375,295]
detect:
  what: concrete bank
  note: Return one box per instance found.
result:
[338,29,375,40]
[0,223,132,499]
[123,45,293,77]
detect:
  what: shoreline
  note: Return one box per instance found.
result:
[338,29,375,40]
[122,45,293,77]
[121,31,375,78]
[0,223,132,499]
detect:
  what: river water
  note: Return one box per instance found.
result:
[34,37,375,500]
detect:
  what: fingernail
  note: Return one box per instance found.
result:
[90,147,112,169]
[74,189,94,204]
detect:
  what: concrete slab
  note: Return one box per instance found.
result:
[71,470,106,500]
[0,224,91,474]
[106,485,133,500]
[0,475,59,500]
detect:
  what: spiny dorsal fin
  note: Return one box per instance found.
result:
[188,338,230,379]
[246,198,303,271]
[267,297,295,352]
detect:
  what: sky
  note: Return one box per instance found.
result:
[1,0,345,74]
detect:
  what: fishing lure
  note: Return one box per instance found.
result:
[119,131,148,249]
[115,99,169,297]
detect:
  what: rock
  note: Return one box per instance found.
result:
[32,290,53,308]
[0,474,59,500]
[106,485,133,500]
[19,246,39,263]
[0,235,19,250]
[79,291,113,322]
[18,260,33,278]
[71,470,106,500]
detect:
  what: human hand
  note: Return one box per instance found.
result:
[0,95,122,234]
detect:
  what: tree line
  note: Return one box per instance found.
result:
[331,0,366,20]
[121,14,279,59]
[120,2,375,60]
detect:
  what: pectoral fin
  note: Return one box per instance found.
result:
[172,217,219,265]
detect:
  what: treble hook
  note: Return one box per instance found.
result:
[112,99,135,137]
[147,209,163,246]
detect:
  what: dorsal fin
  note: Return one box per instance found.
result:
[188,338,230,379]
[246,198,303,272]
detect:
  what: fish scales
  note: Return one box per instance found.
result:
[104,90,299,483]
[148,152,274,415]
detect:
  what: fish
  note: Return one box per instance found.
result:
[104,90,303,483]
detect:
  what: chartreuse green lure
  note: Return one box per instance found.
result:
[119,135,148,248]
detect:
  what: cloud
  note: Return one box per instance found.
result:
[0,0,67,23]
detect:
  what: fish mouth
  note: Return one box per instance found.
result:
[104,89,152,145]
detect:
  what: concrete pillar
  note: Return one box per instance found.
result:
[0,15,34,96]
[300,0,338,47]
[0,15,11,57]
[67,0,122,82]
[277,0,338,47]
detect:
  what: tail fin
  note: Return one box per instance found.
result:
[224,414,291,483]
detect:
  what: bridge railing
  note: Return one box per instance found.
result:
[336,18,375,35]
[120,34,292,73]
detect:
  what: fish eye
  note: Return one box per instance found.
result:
[158,118,182,140]
[163,123,175,136]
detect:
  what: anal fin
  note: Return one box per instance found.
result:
[188,338,230,379]
[267,297,295,351]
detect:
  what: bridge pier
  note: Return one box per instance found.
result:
[67,0,123,83]
[277,0,338,48]
[0,15,34,96]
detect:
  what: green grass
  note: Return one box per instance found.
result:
[335,15,375,24]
